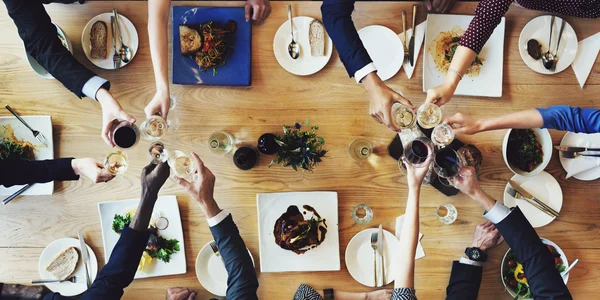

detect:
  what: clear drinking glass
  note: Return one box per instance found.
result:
[416,103,443,129]
[431,123,455,148]
[104,150,128,185]
[391,103,417,130]
[433,147,463,186]
[352,204,373,225]
[436,204,458,225]
[208,131,234,155]
[140,115,168,141]
[112,121,140,149]
[168,150,197,179]
[348,138,373,163]
[148,141,168,164]
[403,137,434,168]
[166,96,180,133]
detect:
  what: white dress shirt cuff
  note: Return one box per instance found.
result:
[459,257,484,267]
[483,201,511,224]
[82,76,109,100]
[207,209,229,227]
[354,63,377,83]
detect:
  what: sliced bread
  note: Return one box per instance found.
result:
[90,21,107,59]
[309,20,325,57]
[45,246,79,280]
[179,25,202,55]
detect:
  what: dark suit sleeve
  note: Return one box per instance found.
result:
[445,261,482,300]
[0,158,79,187]
[2,0,98,98]
[321,0,373,78]
[210,214,259,300]
[495,207,572,299]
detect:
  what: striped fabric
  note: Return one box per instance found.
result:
[294,284,323,300]
[392,288,417,300]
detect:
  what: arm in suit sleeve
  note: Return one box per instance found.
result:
[0,158,79,187]
[2,0,98,98]
[445,261,482,300]
[210,214,259,300]
[321,0,373,78]
[494,207,572,299]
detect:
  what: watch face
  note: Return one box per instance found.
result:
[471,249,480,259]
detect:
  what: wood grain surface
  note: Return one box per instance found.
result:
[0,1,598,299]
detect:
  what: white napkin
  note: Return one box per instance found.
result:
[564,133,600,179]
[398,21,427,79]
[571,32,600,88]
[395,215,425,260]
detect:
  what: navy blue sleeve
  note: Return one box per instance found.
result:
[321,0,373,78]
[210,214,259,300]
[445,262,482,300]
[0,158,79,187]
[536,106,600,133]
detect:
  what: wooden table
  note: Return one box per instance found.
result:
[0,1,599,299]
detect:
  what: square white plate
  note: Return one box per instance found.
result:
[423,14,505,97]
[257,191,340,272]
[98,195,186,279]
[0,116,54,195]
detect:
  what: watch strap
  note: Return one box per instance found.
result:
[324,288,334,300]
[465,247,488,262]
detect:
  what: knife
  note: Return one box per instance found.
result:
[77,231,92,288]
[2,184,31,205]
[508,180,560,216]
[408,5,417,66]
[554,146,600,152]
[377,224,385,285]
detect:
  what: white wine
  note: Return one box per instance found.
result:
[391,103,416,129]
[348,139,373,162]
[208,131,233,155]
[169,150,196,178]
[148,142,168,164]
[104,150,128,175]
[431,123,455,147]
[141,115,168,140]
[417,103,442,129]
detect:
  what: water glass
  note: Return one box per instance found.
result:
[436,204,457,225]
[352,204,373,225]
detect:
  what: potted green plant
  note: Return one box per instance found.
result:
[269,120,327,172]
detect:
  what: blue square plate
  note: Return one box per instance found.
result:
[172,7,251,86]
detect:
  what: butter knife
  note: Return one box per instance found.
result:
[2,184,31,205]
[377,224,385,285]
[508,180,560,216]
[408,5,417,66]
[77,231,92,288]
[554,146,600,152]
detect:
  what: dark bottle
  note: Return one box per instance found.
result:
[257,133,279,155]
[234,146,259,170]
[113,124,139,149]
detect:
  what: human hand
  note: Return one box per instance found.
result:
[471,221,504,252]
[452,166,481,197]
[140,161,170,198]
[424,0,457,13]
[425,81,457,107]
[363,73,415,131]
[404,156,432,189]
[172,152,216,204]
[166,287,197,300]
[71,158,114,183]
[245,0,271,22]
[365,289,393,300]
[443,112,482,135]
[145,90,171,122]
[97,89,136,147]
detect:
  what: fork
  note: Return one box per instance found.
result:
[32,276,82,284]
[562,151,600,159]
[506,187,557,218]
[209,240,226,266]
[370,232,378,287]
[401,11,409,63]
[110,16,121,69]
[5,105,46,145]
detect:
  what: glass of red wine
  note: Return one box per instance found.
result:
[112,121,140,149]
[433,147,464,187]
[402,137,434,168]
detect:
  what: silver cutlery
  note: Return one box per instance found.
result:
[110,16,121,69]
[542,16,555,70]
[209,240,225,266]
[32,276,82,284]
[286,5,299,59]
[113,9,132,63]
[562,151,600,159]
[408,5,417,66]
[562,258,579,278]
[554,146,600,152]
[377,224,385,284]
[506,187,556,218]
[402,11,409,63]
[370,232,378,287]
[508,179,560,216]
[5,105,47,145]
[551,18,566,72]
[2,184,31,205]
[78,231,92,288]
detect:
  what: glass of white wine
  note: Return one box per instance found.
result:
[348,138,373,163]
[416,103,443,129]
[104,150,128,185]
[140,115,168,141]
[166,96,180,133]
[431,123,455,148]
[208,131,234,155]
[168,150,197,180]
[148,141,168,164]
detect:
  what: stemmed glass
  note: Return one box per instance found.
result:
[433,147,464,187]
[142,96,180,141]
[168,150,197,180]
[148,141,168,164]
[112,121,140,149]
[431,123,455,148]
[416,103,443,129]
[208,131,234,155]
[104,150,128,185]
[348,138,373,163]
[403,137,434,167]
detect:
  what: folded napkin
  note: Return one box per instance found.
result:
[571,32,600,88]
[564,133,600,179]
[395,215,425,260]
[398,21,427,79]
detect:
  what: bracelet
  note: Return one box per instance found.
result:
[448,68,463,80]
[324,288,334,300]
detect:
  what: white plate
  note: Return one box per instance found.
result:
[38,238,98,297]
[256,191,340,272]
[503,172,563,228]
[98,196,186,279]
[423,14,505,97]
[559,132,600,181]
[345,228,398,287]
[358,25,404,81]
[519,15,578,75]
[273,17,333,76]
[81,13,138,70]
[195,241,255,297]
[26,24,73,79]
[0,116,54,195]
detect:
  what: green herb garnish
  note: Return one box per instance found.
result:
[112,213,132,234]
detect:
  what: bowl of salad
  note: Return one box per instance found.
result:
[501,238,569,299]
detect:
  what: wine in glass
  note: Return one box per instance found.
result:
[168,150,196,179]
[391,103,417,129]
[208,131,234,155]
[148,141,168,164]
[112,121,140,149]
[403,137,434,167]
[104,150,128,185]
[348,138,373,163]
[352,204,373,225]
[417,103,442,129]
[436,204,458,225]
[433,147,463,186]
[166,96,180,133]
[431,123,455,147]
[140,115,168,141]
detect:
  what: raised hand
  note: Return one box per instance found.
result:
[363,73,415,131]
[97,88,136,147]
[166,287,197,300]
[424,0,457,14]
[444,112,482,135]
[144,90,171,122]
[471,221,504,252]
[452,166,481,197]
[404,156,433,189]
[425,81,457,107]
[245,0,271,22]
[71,158,114,183]
[140,161,170,198]
[172,152,216,204]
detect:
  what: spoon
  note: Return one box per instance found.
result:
[286,5,299,59]
[551,18,566,72]
[562,258,579,278]
[541,15,555,70]
[113,9,132,63]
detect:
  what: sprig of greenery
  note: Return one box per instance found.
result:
[0,138,29,160]
[147,238,180,263]
[111,213,132,234]
[269,120,327,172]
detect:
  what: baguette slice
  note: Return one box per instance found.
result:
[309,20,325,57]
[179,25,202,55]
[45,246,79,280]
[90,21,107,59]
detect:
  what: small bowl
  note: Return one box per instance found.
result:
[26,24,73,79]
[502,128,552,177]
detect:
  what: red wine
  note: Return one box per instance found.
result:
[435,147,460,178]
[411,140,429,157]
[114,126,137,149]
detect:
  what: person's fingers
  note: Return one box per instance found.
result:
[497,235,505,245]
[190,152,206,173]
[371,112,383,124]
[187,291,197,300]
[440,0,452,13]
[424,0,433,11]
[481,220,493,228]
[433,0,442,11]
[172,174,192,191]
[396,96,415,109]
[252,5,260,21]
[245,3,251,22]
[162,106,170,121]
[425,89,440,104]
[444,113,464,126]
[101,123,115,147]
[153,161,170,178]
[143,162,158,177]
[382,110,400,132]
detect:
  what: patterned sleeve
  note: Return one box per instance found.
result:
[459,0,514,54]
[392,288,417,300]
[293,284,323,300]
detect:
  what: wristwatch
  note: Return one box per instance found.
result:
[324,288,334,300]
[465,247,488,262]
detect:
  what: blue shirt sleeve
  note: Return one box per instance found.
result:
[536,106,600,133]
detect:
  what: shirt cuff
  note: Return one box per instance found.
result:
[459,256,484,267]
[82,76,109,100]
[483,201,511,224]
[207,210,229,227]
[354,63,377,83]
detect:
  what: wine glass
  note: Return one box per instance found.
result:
[348,138,373,163]
[104,150,128,185]
[433,147,464,187]
[208,131,234,155]
[431,123,455,148]
[402,137,434,167]
[168,150,197,180]
[352,204,373,225]
[166,96,180,133]
[112,121,140,149]
[416,103,443,129]
[391,102,417,130]
[436,204,458,224]
[140,115,168,141]
[148,141,168,164]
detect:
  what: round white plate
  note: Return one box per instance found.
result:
[503,172,563,228]
[38,238,98,297]
[26,24,73,79]
[518,15,578,75]
[559,132,600,181]
[195,241,254,297]
[273,17,333,76]
[345,228,397,287]
[81,13,138,70]
[358,25,404,81]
